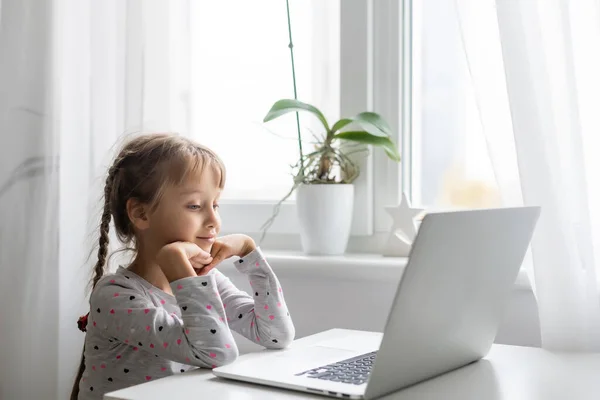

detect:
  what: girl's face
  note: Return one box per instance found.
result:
[146,165,222,254]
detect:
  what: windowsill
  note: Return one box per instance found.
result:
[220,251,532,291]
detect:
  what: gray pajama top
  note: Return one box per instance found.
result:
[78,247,295,400]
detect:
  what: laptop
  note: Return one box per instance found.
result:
[213,207,541,399]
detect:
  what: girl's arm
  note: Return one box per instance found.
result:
[215,247,295,347]
[89,271,238,368]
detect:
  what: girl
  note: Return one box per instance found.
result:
[71,134,295,400]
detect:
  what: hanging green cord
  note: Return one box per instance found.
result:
[285,0,304,171]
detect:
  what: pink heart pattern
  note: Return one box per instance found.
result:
[75,271,291,383]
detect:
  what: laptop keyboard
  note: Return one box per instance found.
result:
[295,351,377,385]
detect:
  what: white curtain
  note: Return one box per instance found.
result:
[0,0,190,398]
[456,0,600,351]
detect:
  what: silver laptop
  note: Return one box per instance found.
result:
[213,207,541,399]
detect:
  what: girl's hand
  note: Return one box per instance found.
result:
[156,242,214,282]
[203,234,256,270]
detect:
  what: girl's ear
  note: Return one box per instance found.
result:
[126,198,150,231]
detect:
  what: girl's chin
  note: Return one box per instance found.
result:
[197,242,213,253]
[196,237,215,247]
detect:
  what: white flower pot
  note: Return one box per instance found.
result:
[296,183,354,255]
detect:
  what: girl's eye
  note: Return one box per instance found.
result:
[213,203,220,210]
[187,204,201,210]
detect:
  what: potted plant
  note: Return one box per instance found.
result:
[261,99,401,255]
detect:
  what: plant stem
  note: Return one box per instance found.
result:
[286,0,304,172]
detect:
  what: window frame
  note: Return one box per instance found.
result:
[219,0,406,252]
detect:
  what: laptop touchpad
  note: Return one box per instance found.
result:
[316,334,382,353]
[271,346,359,372]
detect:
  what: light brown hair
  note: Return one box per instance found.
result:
[70,133,226,400]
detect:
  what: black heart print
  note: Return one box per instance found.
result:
[124,369,129,373]
[255,292,258,296]
[210,329,216,334]
[159,326,163,331]
[202,281,207,286]
[182,306,187,311]
[97,308,101,313]
[272,339,278,343]
[180,369,185,373]
[94,346,99,350]
[130,296,135,300]
[108,377,113,382]
[238,314,243,319]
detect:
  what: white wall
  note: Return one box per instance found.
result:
[220,262,542,354]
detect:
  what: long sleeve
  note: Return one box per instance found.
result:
[89,271,238,369]
[215,247,295,348]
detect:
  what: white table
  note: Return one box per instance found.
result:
[105,329,600,400]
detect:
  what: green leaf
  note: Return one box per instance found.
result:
[333,131,401,162]
[330,118,353,134]
[263,99,330,132]
[352,112,393,137]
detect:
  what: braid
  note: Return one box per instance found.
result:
[71,163,122,400]
[92,163,119,288]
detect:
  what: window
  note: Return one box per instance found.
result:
[405,0,501,210]
[187,1,386,239]
[189,0,324,202]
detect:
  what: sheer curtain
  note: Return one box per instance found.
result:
[0,0,190,398]
[455,0,600,351]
